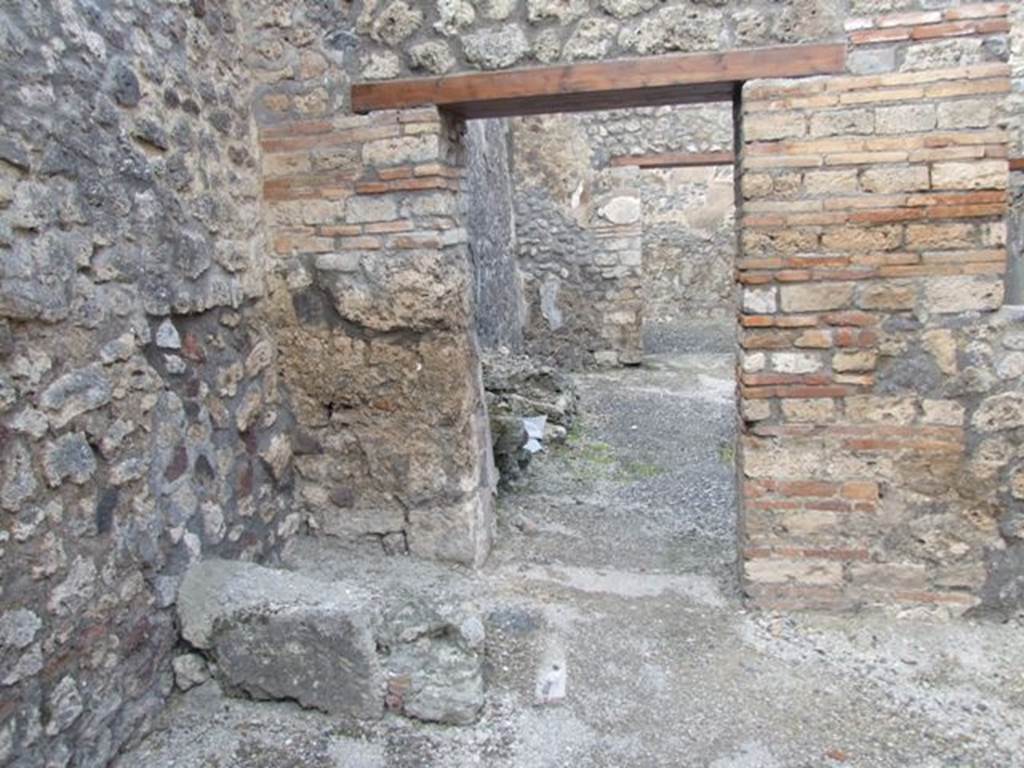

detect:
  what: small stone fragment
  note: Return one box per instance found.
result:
[259,434,293,481]
[172,653,210,691]
[43,432,97,487]
[155,319,181,350]
[410,41,456,74]
[45,676,84,736]
[0,608,42,650]
[38,365,113,429]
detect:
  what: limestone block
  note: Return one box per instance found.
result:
[931,160,1008,191]
[856,281,916,311]
[177,559,383,719]
[937,99,995,130]
[744,112,807,142]
[462,26,529,70]
[771,352,821,374]
[598,196,641,225]
[781,398,835,423]
[743,287,776,314]
[779,282,854,313]
[875,104,936,134]
[860,166,929,194]
[845,395,916,426]
[832,350,876,373]
[804,169,858,196]
[362,135,440,167]
[822,226,901,252]
[745,558,843,586]
[742,399,772,422]
[923,276,1003,314]
[809,108,873,138]
[407,488,494,567]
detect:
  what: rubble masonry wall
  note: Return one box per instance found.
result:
[1,0,1022,764]
[510,106,735,367]
[0,1,301,765]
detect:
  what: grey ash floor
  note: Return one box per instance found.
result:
[118,321,1024,768]
[493,320,740,586]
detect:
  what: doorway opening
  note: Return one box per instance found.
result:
[463,101,741,584]
[347,43,846,578]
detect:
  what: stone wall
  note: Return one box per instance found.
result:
[2,0,1022,763]
[352,0,847,81]
[509,105,735,366]
[738,2,1019,614]
[638,165,736,324]
[0,2,299,765]
[510,114,643,366]
[464,119,524,352]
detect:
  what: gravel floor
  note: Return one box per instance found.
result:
[494,343,740,587]
[118,327,1024,768]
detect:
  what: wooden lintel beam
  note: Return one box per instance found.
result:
[1010,158,1024,172]
[351,43,846,117]
[444,83,735,119]
[610,150,736,169]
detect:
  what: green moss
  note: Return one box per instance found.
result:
[718,442,735,466]
[619,461,663,480]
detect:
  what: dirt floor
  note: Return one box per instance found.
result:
[118,322,1024,768]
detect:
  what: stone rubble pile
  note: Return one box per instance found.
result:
[481,350,578,486]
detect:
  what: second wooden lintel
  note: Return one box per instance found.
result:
[610,150,736,169]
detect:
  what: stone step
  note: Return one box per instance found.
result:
[176,558,486,725]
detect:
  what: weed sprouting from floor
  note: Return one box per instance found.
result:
[554,417,665,483]
[620,461,663,480]
[718,442,735,467]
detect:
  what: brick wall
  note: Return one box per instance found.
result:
[738,8,1015,612]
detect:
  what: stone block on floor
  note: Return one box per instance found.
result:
[177,559,383,719]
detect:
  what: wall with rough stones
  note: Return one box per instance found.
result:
[509,114,644,367]
[0,1,300,766]
[3,0,1022,763]
[509,105,735,366]
[352,0,847,80]
[464,119,525,352]
[257,105,496,567]
[638,164,736,324]
[249,0,497,566]
[738,2,1021,614]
